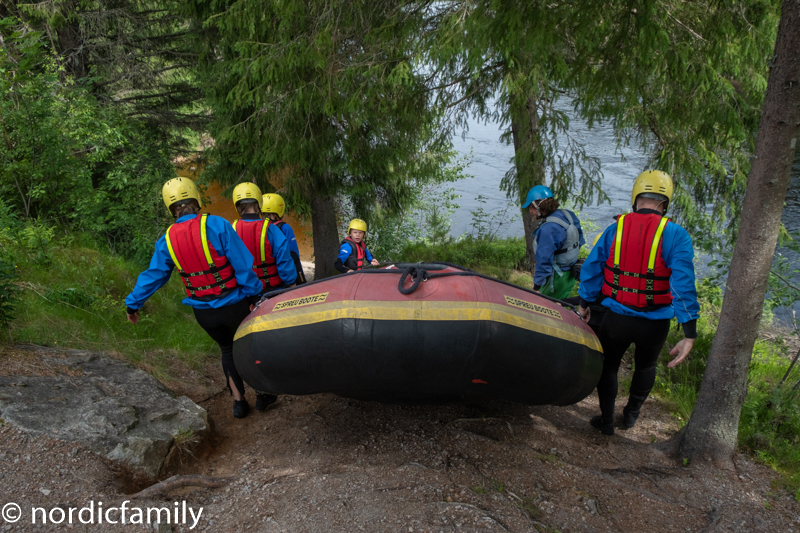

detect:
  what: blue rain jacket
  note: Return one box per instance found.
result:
[125,213,263,310]
[533,209,586,288]
[337,241,375,264]
[578,210,700,325]
[236,214,297,286]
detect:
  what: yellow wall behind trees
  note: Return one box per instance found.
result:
[175,161,314,261]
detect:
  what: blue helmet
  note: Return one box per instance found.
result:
[521,185,554,208]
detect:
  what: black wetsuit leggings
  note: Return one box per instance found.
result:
[193,298,251,397]
[596,310,671,421]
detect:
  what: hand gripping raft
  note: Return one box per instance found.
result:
[233,263,603,405]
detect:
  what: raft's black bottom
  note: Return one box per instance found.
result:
[234,318,603,406]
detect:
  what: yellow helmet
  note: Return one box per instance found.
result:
[348,218,368,234]
[233,182,263,209]
[162,177,202,212]
[631,170,674,212]
[261,193,286,217]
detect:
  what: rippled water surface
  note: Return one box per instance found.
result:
[448,102,800,249]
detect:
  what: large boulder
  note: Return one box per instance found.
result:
[0,348,208,478]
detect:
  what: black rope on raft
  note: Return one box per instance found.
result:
[397,265,428,295]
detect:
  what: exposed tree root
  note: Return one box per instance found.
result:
[131,474,234,499]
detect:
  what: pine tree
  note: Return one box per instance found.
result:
[670,0,800,467]
[188,0,453,278]
[418,1,605,273]
[566,0,780,247]
[2,0,204,147]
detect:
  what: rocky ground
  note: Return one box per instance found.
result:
[0,345,798,533]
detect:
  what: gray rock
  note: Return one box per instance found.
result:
[0,347,208,478]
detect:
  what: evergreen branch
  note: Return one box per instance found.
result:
[132,30,196,43]
[427,62,504,91]
[113,89,201,103]
[770,269,800,292]
[667,11,706,41]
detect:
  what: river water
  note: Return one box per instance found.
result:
[446,103,800,319]
[448,102,800,247]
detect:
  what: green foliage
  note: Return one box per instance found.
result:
[190,0,454,225]
[740,358,800,500]
[420,1,606,208]
[367,185,461,262]
[567,0,781,249]
[654,278,800,497]
[7,1,205,138]
[0,19,175,260]
[0,260,19,328]
[18,219,56,265]
[468,195,519,241]
[399,236,526,272]
[2,229,216,379]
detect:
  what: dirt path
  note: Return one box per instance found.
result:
[0,349,798,532]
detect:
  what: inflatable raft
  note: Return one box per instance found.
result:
[233,263,603,405]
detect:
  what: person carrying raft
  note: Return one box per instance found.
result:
[521,185,586,300]
[261,193,307,285]
[578,170,699,435]
[334,218,380,273]
[125,177,264,419]
[231,183,297,295]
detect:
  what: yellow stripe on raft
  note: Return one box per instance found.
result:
[235,299,602,352]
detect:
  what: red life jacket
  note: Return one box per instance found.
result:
[601,212,673,309]
[165,214,238,300]
[343,237,366,271]
[232,219,281,291]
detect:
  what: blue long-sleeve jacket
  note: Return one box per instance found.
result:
[578,209,700,335]
[277,221,301,257]
[125,213,263,310]
[533,209,586,287]
[237,215,297,286]
[337,241,374,264]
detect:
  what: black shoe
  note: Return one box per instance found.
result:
[256,394,277,411]
[233,399,250,419]
[622,406,640,429]
[590,415,614,436]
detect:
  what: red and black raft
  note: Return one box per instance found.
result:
[233,263,603,406]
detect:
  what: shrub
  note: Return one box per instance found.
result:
[0,260,18,328]
[398,236,526,270]
[653,278,800,498]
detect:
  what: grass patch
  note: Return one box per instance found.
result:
[535,452,560,465]
[653,278,800,498]
[397,236,538,288]
[470,478,504,496]
[518,495,543,520]
[398,236,526,271]
[3,230,217,381]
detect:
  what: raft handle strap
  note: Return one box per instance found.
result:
[398,265,429,295]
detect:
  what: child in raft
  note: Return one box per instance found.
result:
[261,193,307,284]
[334,218,380,273]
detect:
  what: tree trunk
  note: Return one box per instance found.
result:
[55,4,90,82]
[671,0,800,467]
[311,194,340,280]
[511,94,545,273]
